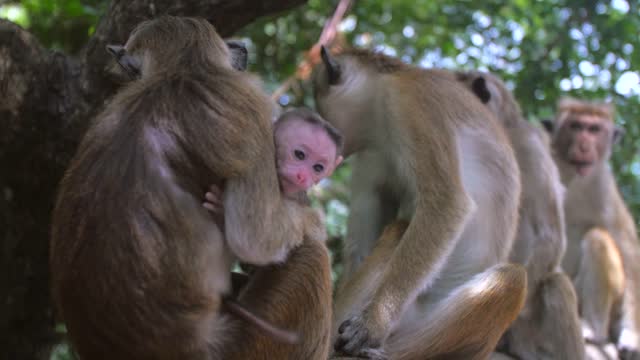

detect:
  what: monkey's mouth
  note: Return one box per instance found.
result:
[279,176,303,196]
[570,160,594,176]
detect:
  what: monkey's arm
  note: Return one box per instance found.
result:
[341,152,397,278]
[223,156,308,265]
[614,221,640,354]
[336,133,475,352]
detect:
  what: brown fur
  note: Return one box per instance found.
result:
[223,238,333,359]
[50,16,331,359]
[314,48,526,359]
[457,71,585,360]
[548,97,640,359]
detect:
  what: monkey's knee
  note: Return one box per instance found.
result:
[540,271,578,306]
[484,264,527,316]
[478,264,527,299]
[376,220,409,251]
[581,228,625,297]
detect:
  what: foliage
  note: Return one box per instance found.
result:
[1,0,104,53]
[236,0,640,217]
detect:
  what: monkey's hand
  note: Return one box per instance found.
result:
[203,184,224,215]
[203,184,225,229]
[333,313,388,360]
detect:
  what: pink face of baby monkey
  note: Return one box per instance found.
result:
[275,118,343,197]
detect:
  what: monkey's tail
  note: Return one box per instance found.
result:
[223,298,299,344]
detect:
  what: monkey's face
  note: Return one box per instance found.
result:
[274,120,342,197]
[553,114,614,177]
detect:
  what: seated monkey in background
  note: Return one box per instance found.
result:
[314,47,527,360]
[544,98,640,360]
[51,16,332,360]
[457,71,585,360]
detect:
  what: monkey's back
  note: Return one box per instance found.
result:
[50,71,273,359]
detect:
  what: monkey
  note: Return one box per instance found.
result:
[204,107,344,209]
[543,97,640,360]
[204,106,344,356]
[50,16,332,360]
[455,70,585,360]
[313,46,527,359]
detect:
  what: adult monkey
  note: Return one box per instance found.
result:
[314,47,527,360]
[50,16,331,360]
[457,71,585,360]
[544,98,640,360]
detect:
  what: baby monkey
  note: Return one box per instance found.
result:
[204,107,344,210]
[203,108,342,346]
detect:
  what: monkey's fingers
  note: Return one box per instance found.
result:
[208,184,223,194]
[202,202,217,212]
[334,316,382,356]
[205,191,220,202]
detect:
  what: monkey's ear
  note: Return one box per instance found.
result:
[106,44,141,79]
[540,119,554,133]
[226,40,248,71]
[613,126,625,145]
[470,77,491,104]
[320,45,341,85]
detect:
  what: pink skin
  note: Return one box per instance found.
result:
[565,115,609,177]
[203,119,343,213]
[274,119,343,197]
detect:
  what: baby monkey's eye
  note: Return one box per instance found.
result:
[294,149,306,160]
[313,164,325,173]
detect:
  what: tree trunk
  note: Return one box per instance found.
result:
[0,1,306,358]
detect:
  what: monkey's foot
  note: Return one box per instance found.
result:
[619,329,640,360]
[334,315,387,359]
[620,348,640,360]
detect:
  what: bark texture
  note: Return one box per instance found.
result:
[0,1,306,358]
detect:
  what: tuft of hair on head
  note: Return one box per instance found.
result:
[275,107,344,157]
[556,97,615,125]
[124,16,231,75]
[342,48,408,74]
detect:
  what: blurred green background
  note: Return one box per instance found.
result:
[2,0,639,358]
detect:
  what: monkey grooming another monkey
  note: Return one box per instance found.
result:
[457,71,585,360]
[314,47,526,360]
[544,98,640,360]
[50,16,331,360]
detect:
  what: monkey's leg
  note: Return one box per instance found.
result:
[340,157,398,281]
[384,264,527,360]
[333,221,409,349]
[575,228,625,344]
[501,271,585,360]
[539,271,586,359]
[223,238,333,360]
